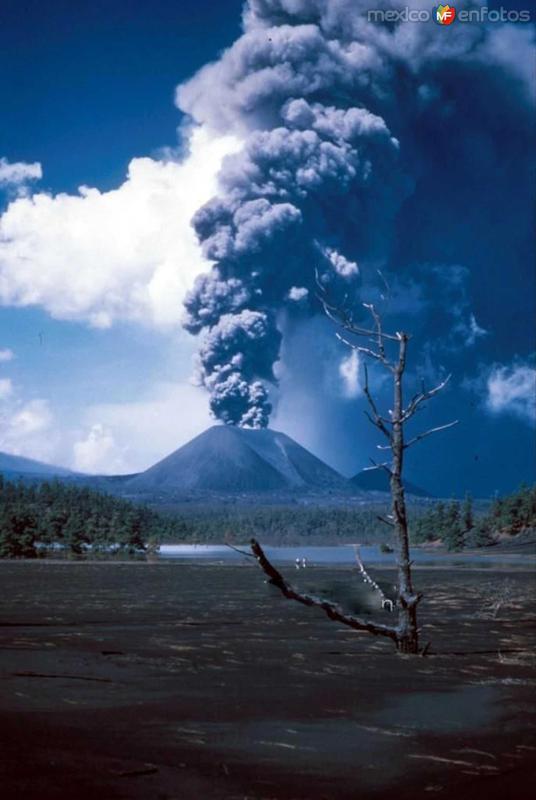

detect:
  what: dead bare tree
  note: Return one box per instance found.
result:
[321,282,458,652]
[249,280,457,655]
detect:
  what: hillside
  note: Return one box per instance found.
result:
[0,451,75,479]
[350,469,430,497]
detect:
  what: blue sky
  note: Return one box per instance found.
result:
[0,0,243,190]
[0,0,534,496]
[0,0,243,474]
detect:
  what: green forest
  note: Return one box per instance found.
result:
[160,486,535,549]
[0,475,534,557]
[162,504,394,545]
[410,484,536,551]
[0,477,184,558]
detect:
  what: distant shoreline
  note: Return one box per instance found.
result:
[1,557,534,572]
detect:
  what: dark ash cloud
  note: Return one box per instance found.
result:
[177,0,534,428]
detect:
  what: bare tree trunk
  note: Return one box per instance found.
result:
[391,334,420,654]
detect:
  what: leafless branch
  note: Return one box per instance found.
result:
[334,333,384,364]
[377,515,395,527]
[314,266,456,654]
[399,590,424,610]
[330,313,397,343]
[319,295,350,327]
[364,412,392,442]
[404,420,459,449]
[402,374,452,421]
[353,546,394,611]
[356,345,386,363]
[250,539,398,642]
[367,457,392,477]
[363,302,385,360]
[376,268,391,301]
[225,542,256,559]
[315,268,399,343]
[363,363,392,440]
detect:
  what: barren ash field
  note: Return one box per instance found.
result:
[1,561,535,800]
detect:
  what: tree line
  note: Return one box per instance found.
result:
[0,477,185,558]
[0,475,534,557]
[410,484,536,551]
[161,503,395,545]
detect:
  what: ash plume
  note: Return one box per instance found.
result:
[178,0,534,428]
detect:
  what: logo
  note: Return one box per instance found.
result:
[436,4,456,24]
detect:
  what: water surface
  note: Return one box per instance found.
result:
[158,543,535,568]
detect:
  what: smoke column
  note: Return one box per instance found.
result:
[177,0,534,427]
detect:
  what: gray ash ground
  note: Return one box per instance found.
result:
[0,562,535,799]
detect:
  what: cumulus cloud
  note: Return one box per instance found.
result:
[73,424,128,474]
[0,375,215,474]
[0,395,57,462]
[463,314,488,347]
[0,128,240,328]
[0,158,42,190]
[485,362,536,424]
[323,247,359,280]
[0,378,13,400]
[339,350,361,398]
[0,348,14,362]
[8,398,52,436]
[75,381,214,473]
[0,352,58,460]
[287,286,308,303]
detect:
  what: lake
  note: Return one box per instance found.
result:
[158,543,536,568]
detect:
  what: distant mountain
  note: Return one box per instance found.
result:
[0,451,75,479]
[126,425,348,494]
[350,469,430,498]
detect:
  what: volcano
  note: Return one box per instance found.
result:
[126,425,348,494]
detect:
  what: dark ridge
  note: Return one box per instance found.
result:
[0,451,75,478]
[350,469,430,497]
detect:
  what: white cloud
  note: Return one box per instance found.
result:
[73,380,213,473]
[0,378,13,399]
[486,362,536,424]
[0,373,213,473]
[0,158,42,188]
[0,128,240,329]
[339,349,361,398]
[73,424,128,474]
[467,314,488,345]
[323,247,359,279]
[287,286,309,303]
[9,398,52,436]
[0,347,14,362]
[0,395,58,462]
[452,312,488,348]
